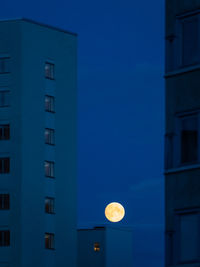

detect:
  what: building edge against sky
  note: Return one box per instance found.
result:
[0,19,77,267]
[165,0,200,266]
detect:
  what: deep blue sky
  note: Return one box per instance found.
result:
[0,0,165,266]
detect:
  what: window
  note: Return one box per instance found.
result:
[0,58,10,74]
[0,194,9,210]
[178,212,199,263]
[181,16,198,67]
[0,90,9,107]
[45,95,55,113]
[0,230,10,246]
[45,128,55,145]
[45,161,54,178]
[0,124,10,140]
[45,197,55,214]
[45,62,54,80]
[94,242,100,252]
[0,158,10,174]
[45,233,55,249]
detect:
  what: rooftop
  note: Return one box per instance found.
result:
[0,17,77,36]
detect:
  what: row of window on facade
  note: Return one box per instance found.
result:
[0,58,55,80]
[0,124,55,145]
[166,210,200,265]
[166,12,200,72]
[165,112,200,169]
[0,158,55,178]
[0,93,55,113]
[0,230,55,249]
[0,193,55,214]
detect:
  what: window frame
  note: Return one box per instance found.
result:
[45,232,55,250]
[45,197,55,214]
[0,90,10,108]
[174,208,200,264]
[0,194,10,210]
[0,230,10,246]
[45,95,55,113]
[0,124,10,140]
[45,62,55,80]
[44,161,55,178]
[0,157,10,174]
[0,57,10,74]
[45,128,55,145]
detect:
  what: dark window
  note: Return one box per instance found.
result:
[0,230,10,246]
[45,62,54,80]
[182,16,198,66]
[179,213,198,263]
[45,161,54,178]
[0,194,10,210]
[45,95,55,113]
[0,158,10,173]
[0,58,10,74]
[180,116,198,164]
[0,91,9,107]
[45,128,55,145]
[165,134,174,169]
[45,233,55,249]
[0,124,10,140]
[45,197,55,214]
[94,242,100,252]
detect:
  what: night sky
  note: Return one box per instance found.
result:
[0,0,165,266]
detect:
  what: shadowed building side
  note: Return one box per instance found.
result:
[165,0,200,266]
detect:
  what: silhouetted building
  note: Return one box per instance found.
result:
[77,226,132,267]
[165,1,200,266]
[0,18,77,267]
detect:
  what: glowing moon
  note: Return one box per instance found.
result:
[105,202,125,222]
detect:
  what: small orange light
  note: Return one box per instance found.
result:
[94,242,100,252]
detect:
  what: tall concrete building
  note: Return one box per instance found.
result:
[165,1,200,266]
[0,19,77,267]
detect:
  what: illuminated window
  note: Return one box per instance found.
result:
[0,124,10,140]
[0,230,10,246]
[45,161,54,178]
[45,62,54,80]
[94,242,100,252]
[45,197,55,214]
[0,90,10,107]
[45,128,55,145]
[0,57,10,73]
[0,194,9,210]
[45,95,55,113]
[45,233,55,249]
[0,158,10,173]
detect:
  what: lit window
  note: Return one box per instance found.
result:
[0,58,10,74]
[0,158,10,173]
[45,95,55,113]
[45,62,54,80]
[45,161,54,178]
[0,194,10,210]
[0,230,10,246]
[45,233,55,249]
[45,197,55,214]
[94,242,100,252]
[0,124,10,140]
[45,128,55,145]
[0,90,10,107]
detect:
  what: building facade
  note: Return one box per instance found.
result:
[0,19,77,267]
[165,0,200,266]
[78,226,132,267]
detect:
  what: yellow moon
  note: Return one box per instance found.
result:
[105,202,125,222]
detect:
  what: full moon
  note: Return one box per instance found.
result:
[105,202,125,222]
